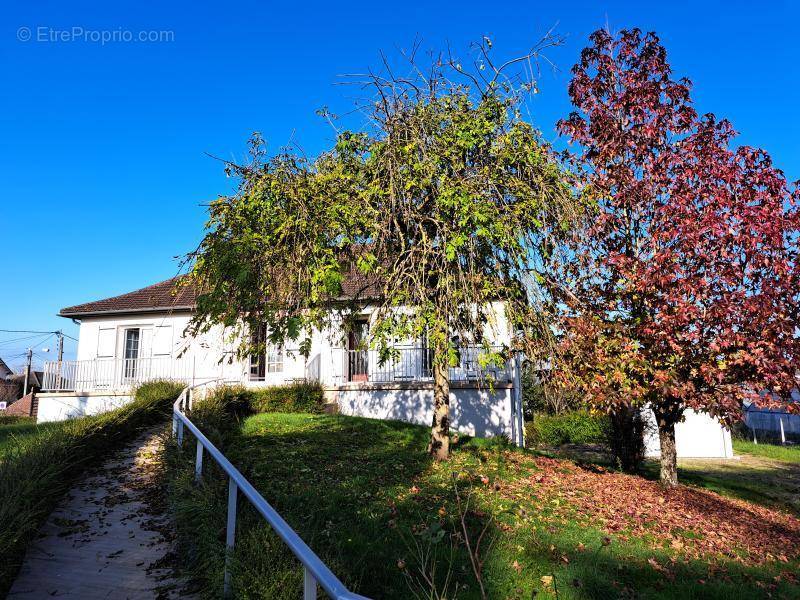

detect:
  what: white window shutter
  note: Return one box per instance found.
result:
[140,328,153,358]
[97,328,115,358]
[153,325,173,356]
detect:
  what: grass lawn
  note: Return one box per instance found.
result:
[733,439,800,463]
[0,416,62,456]
[168,412,800,599]
[662,455,800,517]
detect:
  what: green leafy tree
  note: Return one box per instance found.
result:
[188,37,582,460]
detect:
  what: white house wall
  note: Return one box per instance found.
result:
[335,385,514,439]
[37,392,132,423]
[57,305,519,436]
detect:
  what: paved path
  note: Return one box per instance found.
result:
[9,429,188,599]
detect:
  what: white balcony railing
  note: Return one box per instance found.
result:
[329,346,512,385]
[42,357,196,393]
[42,347,512,393]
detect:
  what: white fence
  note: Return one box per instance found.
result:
[42,358,195,392]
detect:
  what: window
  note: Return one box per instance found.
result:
[123,328,140,379]
[420,333,433,378]
[266,345,283,373]
[249,326,283,380]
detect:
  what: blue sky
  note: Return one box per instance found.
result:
[1,0,797,368]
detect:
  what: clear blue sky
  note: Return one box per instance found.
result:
[1,0,797,368]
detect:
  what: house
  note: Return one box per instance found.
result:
[0,356,43,404]
[0,357,16,404]
[38,276,525,444]
[743,392,800,443]
[0,356,43,417]
[38,275,735,457]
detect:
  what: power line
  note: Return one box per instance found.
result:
[0,333,52,347]
[0,329,62,334]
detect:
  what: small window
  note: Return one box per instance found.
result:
[266,345,283,373]
[249,326,283,380]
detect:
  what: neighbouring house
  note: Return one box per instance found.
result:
[0,357,16,404]
[38,276,525,444]
[0,356,43,417]
[643,408,733,459]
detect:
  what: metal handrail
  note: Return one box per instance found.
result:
[172,380,370,599]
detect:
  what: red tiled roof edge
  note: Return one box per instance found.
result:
[59,269,381,318]
[59,276,196,318]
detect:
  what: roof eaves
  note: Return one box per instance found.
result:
[58,305,196,319]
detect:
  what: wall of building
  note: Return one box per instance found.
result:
[76,313,243,382]
[333,384,515,439]
[643,408,733,459]
[36,392,133,423]
[73,303,513,389]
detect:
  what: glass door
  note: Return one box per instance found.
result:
[347,319,369,382]
[123,328,141,381]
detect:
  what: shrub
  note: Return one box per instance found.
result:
[188,385,254,448]
[525,410,609,446]
[0,379,183,595]
[249,382,325,414]
[521,366,582,417]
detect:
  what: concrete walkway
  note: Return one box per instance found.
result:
[9,429,188,599]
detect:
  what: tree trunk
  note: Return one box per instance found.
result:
[658,419,678,487]
[428,356,450,460]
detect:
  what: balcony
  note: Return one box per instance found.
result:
[42,357,196,393]
[42,346,513,394]
[328,346,512,386]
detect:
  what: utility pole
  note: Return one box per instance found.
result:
[56,330,64,390]
[22,348,32,397]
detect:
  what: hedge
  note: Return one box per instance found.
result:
[525,410,610,447]
[0,379,184,595]
[197,382,326,418]
[249,382,325,414]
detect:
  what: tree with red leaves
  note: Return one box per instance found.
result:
[556,28,800,485]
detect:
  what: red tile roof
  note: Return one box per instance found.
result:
[60,269,381,318]
[59,277,196,317]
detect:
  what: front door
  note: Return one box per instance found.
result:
[347,319,369,382]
